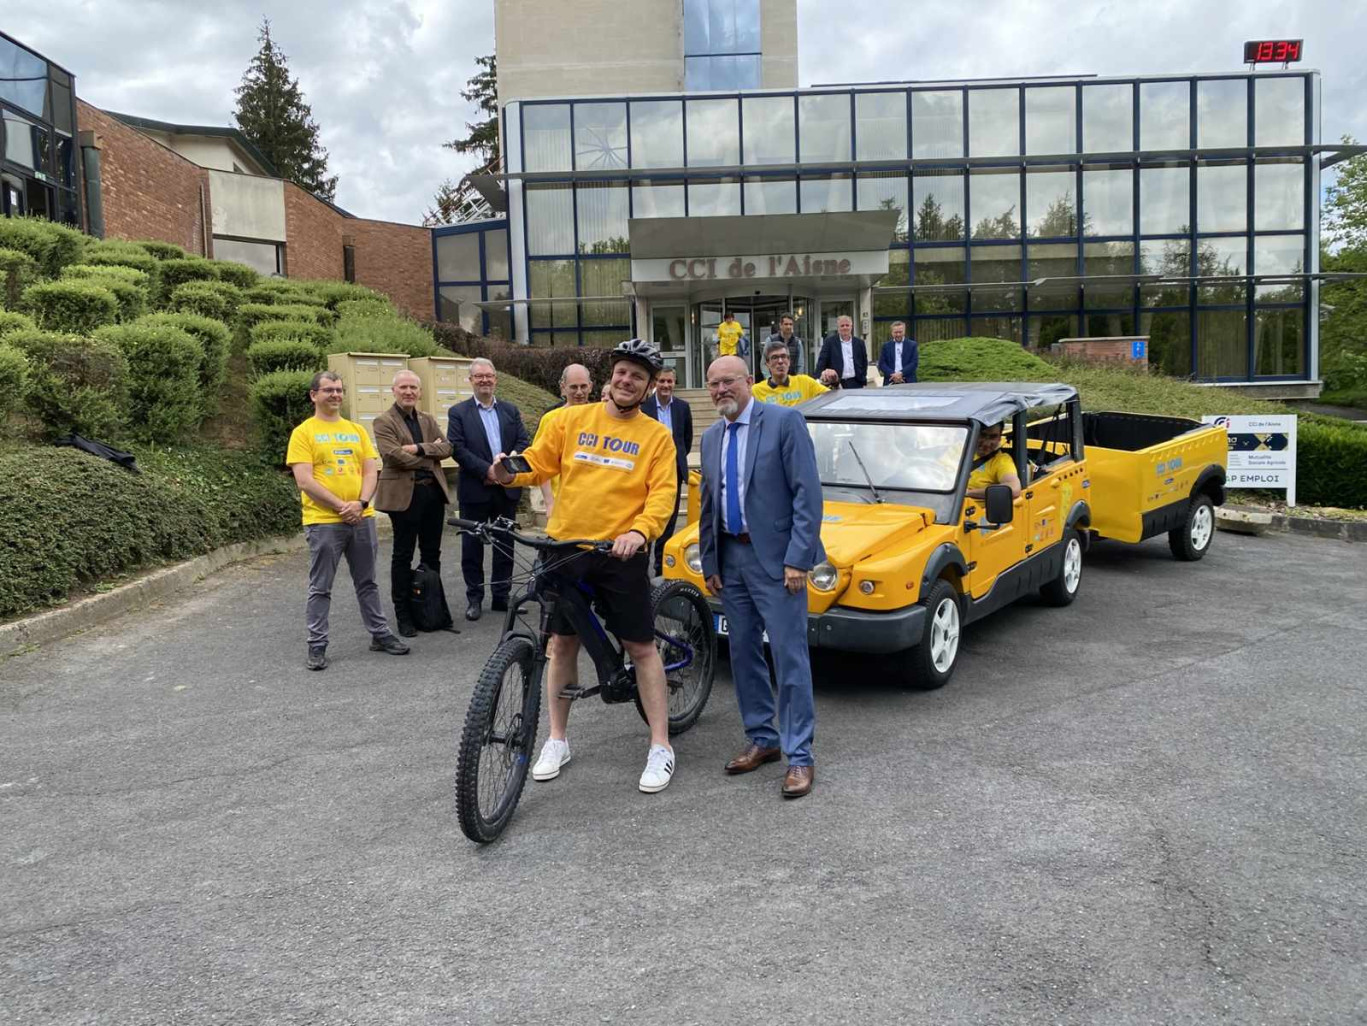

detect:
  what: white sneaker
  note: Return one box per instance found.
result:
[638,744,676,794]
[532,738,571,781]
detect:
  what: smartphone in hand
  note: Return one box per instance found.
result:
[499,454,533,475]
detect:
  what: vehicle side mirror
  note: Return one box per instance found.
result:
[984,484,1015,525]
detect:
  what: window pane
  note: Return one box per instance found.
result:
[1254,307,1302,376]
[523,104,572,172]
[526,185,575,255]
[528,260,577,329]
[1141,310,1191,377]
[1196,309,1248,378]
[857,172,908,242]
[435,231,480,281]
[576,183,629,253]
[1082,84,1132,152]
[971,245,1022,311]
[485,230,509,280]
[873,250,909,318]
[1027,241,1079,310]
[914,317,967,341]
[913,173,965,242]
[744,177,796,215]
[633,180,686,218]
[1255,77,1305,147]
[1254,234,1305,300]
[912,91,964,159]
[485,285,512,340]
[630,100,683,168]
[685,0,761,54]
[856,91,907,161]
[969,171,1020,239]
[0,36,48,116]
[1140,166,1190,234]
[1254,161,1304,230]
[439,285,483,333]
[1197,163,1247,232]
[969,316,1023,345]
[1084,240,1135,308]
[574,103,627,170]
[742,95,795,165]
[1196,237,1246,304]
[1025,86,1075,155]
[1026,170,1077,238]
[686,99,739,167]
[1140,81,1190,151]
[685,55,760,91]
[688,179,741,216]
[1139,239,1191,307]
[914,247,966,314]
[52,79,74,134]
[212,238,279,276]
[581,259,631,326]
[1197,79,1247,149]
[969,88,1019,158]
[2,111,37,168]
[1082,168,1132,236]
[800,174,852,213]
[799,94,852,163]
[683,0,710,53]
[1027,313,1078,351]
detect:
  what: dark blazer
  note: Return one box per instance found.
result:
[373,403,453,511]
[446,396,531,506]
[816,334,869,388]
[641,394,694,479]
[877,338,919,384]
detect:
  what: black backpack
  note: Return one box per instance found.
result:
[410,563,458,633]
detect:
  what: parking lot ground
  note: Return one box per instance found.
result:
[2,530,1365,1025]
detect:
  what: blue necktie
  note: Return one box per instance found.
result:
[725,421,742,534]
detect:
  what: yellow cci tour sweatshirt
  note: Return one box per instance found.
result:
[512,402,678,542]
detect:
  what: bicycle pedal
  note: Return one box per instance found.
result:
[558,685,589,701]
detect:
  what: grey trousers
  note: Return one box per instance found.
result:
[305,519,390,646]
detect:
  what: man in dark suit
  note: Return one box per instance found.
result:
[374,370,454,636]
[876,321,919,385]
[699,355,825,799]
[641,365,693,576]
[815,314,869,389]
[446,357,531,620]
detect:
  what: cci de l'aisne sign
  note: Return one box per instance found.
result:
[631,251,887,284]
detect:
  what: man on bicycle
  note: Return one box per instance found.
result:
[489,339,680,793]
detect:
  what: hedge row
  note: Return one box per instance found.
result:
[0,216,87,277]
[5,329,129,439]
[170,280,244,322]
[247,339,324,377]
[0,247,39,308]
[248,369,318,459]
[431,320,613,395]
[23,280,119,333]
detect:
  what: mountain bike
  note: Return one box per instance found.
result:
[447,517,716,843]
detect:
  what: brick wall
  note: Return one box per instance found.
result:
[77,101,212,256]
[282,182,343,280]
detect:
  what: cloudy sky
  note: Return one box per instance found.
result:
[11,0,1365,224]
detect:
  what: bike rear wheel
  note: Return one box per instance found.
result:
[635,580,717,735]
[455,635,542,843]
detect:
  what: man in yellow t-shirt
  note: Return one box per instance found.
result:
[715,311,747,359]
[286,370,409,671]
[489,340,680,795]
[533,362,593,516]
[752,338,828,407]
[966,421,1023,499]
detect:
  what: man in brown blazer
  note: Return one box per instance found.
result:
[374,370,453,636]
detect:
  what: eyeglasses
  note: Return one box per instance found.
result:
[315,387,345,395]
[705,376,746,391]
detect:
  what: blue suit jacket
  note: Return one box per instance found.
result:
[877,338,919,383]
[641,394,694,479]
[698,400,825,581]
[446,397,531,506]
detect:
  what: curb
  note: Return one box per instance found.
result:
[2,519,393,658]
[1218,505,1367,543]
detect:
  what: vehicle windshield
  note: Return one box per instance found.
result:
[807,421,968,493]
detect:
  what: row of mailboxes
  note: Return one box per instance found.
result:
[324,352,474,450]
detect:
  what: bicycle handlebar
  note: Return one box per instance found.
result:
[446,516,613,553]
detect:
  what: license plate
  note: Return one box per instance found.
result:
[714,613,729,636]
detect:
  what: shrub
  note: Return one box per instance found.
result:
[431,322,612,395]
[62,266,150,322]
[336,297,394,320]
[17,331,129,440]
[84,240,160,279]
[213,260,259,289]
[170,279,244,322]
[330,310,437,357]
[305,281,387,310]
[242,285,281,306]
[155,258,220,305]
[0,247,39,309]
[247,339,324,377]
[0,216,87,276]
[62,263,153,290]
[135,239,188,261]
[249,368,318,459]
[135,312,232,416]
[0,343,28,422]
[23,280,120,333]
[249,318,333,349]
[236,302,336,348]
[0,310,36,338]
[94,323,204,442]
[1297,418,1367,509]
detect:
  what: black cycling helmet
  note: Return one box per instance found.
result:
[609,338,664,377]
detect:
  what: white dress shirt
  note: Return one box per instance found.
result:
[719,398,753,534]
[840,337,856,380]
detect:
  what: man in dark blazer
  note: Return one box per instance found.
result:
[815,314,869,389]
[446,358,531,620]
[699,355,825,799]
[641,365,693,576]
[374,370,454,636]
[876,321,919,385]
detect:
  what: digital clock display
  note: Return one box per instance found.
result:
[1243,39,1303,63]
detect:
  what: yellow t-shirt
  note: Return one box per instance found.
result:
[512,402,677,542]
[285,415,379,525]
[532,403,579,501]
[967,449,1016,492]
[752,374,827,407]
[716,320,745,356]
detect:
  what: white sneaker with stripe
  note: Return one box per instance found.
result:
[638,744,676,793]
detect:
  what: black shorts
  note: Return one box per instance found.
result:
[545,549,654,644]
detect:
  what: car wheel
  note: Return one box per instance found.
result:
[1168,494,1216,562]
[898,579,961,690]
[1040,529,1083,607]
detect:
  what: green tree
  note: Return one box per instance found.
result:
[234,19,338,202]
[1325,136,1367,251]
[1320,245,1367,398]
[425,55,500,227]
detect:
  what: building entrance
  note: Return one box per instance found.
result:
[694,295,812,381]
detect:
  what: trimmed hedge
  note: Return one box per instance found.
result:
[304,281,387,310]
[335,297,394,320]
[0,310,36,338]
[247,339,324,377]
[432,321,613,395]
[94,323,204,442]
[0,246,39,309]
[213,261,259,289]
[0,216,86,276]
[0,444,300,617]
[13,331,129,440]
[23,280,120,333]
[330,310,437,357]
[171,280,244,322]
[1297,418,1367,509]
[236,302,336,348]
[248,368,317,459]
[136,240,187,261]
[156,258,220,305]
[249,318,333,349]
[63,263,153,290]
[84,241,160,278]
[0,343,28,422]
[135,312,232,416]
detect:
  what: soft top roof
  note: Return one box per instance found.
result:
[800,382,1078,425]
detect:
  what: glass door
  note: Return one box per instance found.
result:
[651,304,691,385]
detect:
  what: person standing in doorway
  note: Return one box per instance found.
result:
[287,370,410,670]
[877,322,919,385]
[715,311,748,362]
[816,315,869,389]
[766,312,808,377]
[642,365,693,576]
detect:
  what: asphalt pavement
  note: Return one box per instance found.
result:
[2,529,1365,1025]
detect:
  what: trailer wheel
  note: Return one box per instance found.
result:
[1168,494,1216,562]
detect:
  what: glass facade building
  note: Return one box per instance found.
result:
[0,32,81,226]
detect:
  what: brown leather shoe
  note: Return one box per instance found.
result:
[724,743,781,775]
[782,765,814,799]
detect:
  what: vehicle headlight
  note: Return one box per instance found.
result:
[808,561,839,592]
[684,543,703,574]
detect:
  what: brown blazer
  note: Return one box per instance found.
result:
[373,403,453,511]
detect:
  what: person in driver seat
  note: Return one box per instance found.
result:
[966,421,1022,500]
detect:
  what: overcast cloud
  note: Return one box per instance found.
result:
[8,0,1365,225]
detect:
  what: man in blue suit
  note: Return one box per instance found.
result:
[641,366,693,577]
[699,355,825,799]
[446,358,531,620]
[876,321,919,385]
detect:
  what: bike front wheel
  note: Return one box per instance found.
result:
[635,580,717,735]
[455,635,543,843]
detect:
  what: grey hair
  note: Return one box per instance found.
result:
[392,369,421,386]
[763,338,791,357]
[469,357,495,375]
[310,370,343,391]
